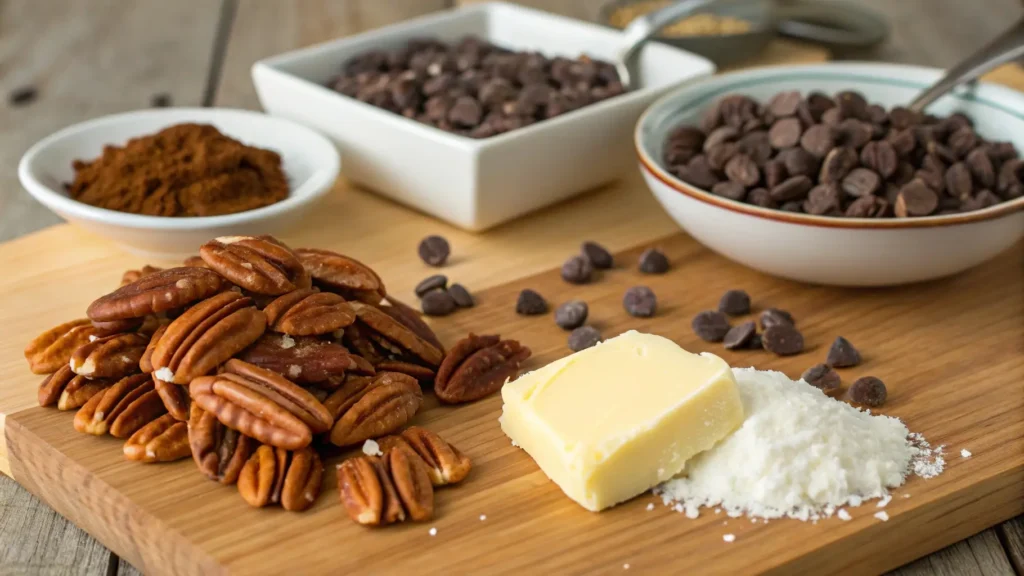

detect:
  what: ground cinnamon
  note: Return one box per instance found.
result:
[68,123,289,217]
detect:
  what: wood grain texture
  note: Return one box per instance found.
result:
[213,0,452,109]
[0,0,223,243]
[1000,517,1024,574]
[4,231,1023,575]
[892,529,1016,576]
[0,475,114,576]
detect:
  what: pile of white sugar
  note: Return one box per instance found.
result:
[656,368,944,521]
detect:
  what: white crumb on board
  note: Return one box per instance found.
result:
[429,527,437,536]
[961,448,972,458]
[362,440,382,457]
[722,534,735,543]
[837,509,852,521]
[874,511,889,522]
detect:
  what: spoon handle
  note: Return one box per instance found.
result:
[617,0,727,89]
[908,15,1024,113]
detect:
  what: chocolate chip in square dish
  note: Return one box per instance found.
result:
[328,36,624,138]
[663,90,1021,217]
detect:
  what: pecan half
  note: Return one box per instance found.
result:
[87,267,224,321]
[434,334,531,404]
[38,365,112,409]
[154,378,190,421]
[263,289,356,336]
[149,291,266,384]
[183,255,209,268]
[237,445,323,512]
[236,333,374,386]
[339,324,384,365]
[336,451,433,526]
[189,406,257,484]
[139,324,167,373]
[374,360,435,383]
[378,426,471,486]
[190,359,333,450]
[295,248,386,303]
[379,296,444,353]
[24,318,100,374]
[69,333,148,379]
[74,374,166,437]
[199,235,310,295]
[328,372,422,447]
[91,317,144,335]
[123,414,190,462]
[348,302,444,367]
[120,265,163,287]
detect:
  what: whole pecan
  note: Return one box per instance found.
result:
[294,248,386,304]
[348,302,444,367]
[189,406,257,484]
[235,333,374,386]
[328,372,422,447]
[24,318,101,374]
[87,267,224,321]
[190,359,333,450]
[123,414,190,462]
[149,291,266,384]
[237,445,323,512]
[69,333,148,379]
[379,296,444,353]
[120,265,163,287]
[38,365,112,410]
[434,334,531,404]
[74,374,166,437]
[263,288,356,336]
[199,235,310,295]
[154,378,190,421]
[378,426,471,486]
[337,450,433,526]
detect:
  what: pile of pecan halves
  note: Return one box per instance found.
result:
[23,235,531,526]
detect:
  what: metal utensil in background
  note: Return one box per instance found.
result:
[603,0,889,75]
[908,15,1024,112]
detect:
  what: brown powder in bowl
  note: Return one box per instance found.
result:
[67,123,289,217]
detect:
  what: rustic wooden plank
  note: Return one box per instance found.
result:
[999,517,1024,574]
[890,529,1015,576]
[0,476,112,576]
[213,0,452,109]
[0,0,224,243]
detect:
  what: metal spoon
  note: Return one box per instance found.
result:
[908,15,1024,113]
[616,0,732,91]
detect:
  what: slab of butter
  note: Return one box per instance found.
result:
[500,330,744,512]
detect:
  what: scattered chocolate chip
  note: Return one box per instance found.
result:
[762,324,804,356]
[747,333,763,350]
[582,241,613,269]
[638,248,669,274]
[516,289,547,315]
[421,289,457,316]
[723,321,756,350]
[414,274,448,297]
[849,376,887,407]
[802,364,841,394]
[826,336,862,368]
[568,326,602,352]
[8,86,37,106]
[554,300,588,330]
[718,289,751,316]
[692,311,731,342]
[150,93,172,108]
[448,283,474,308]
[623,286,657,317]
[418,235,450,266]
[760,308,794,330]
[561,255,593,285]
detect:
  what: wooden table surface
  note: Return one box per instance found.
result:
[1,1,1022,574]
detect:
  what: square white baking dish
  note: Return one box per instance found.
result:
[253,1,714,230]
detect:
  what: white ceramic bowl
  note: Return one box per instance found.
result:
[19,108,340,258]
[252,1,715,231]
[636,63,1024,286]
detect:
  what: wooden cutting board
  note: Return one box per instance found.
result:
[1,61,1022,575]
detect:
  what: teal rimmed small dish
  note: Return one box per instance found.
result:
[635,63,1024,286]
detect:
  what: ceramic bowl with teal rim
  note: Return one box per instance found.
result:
[635,63,1024,286]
